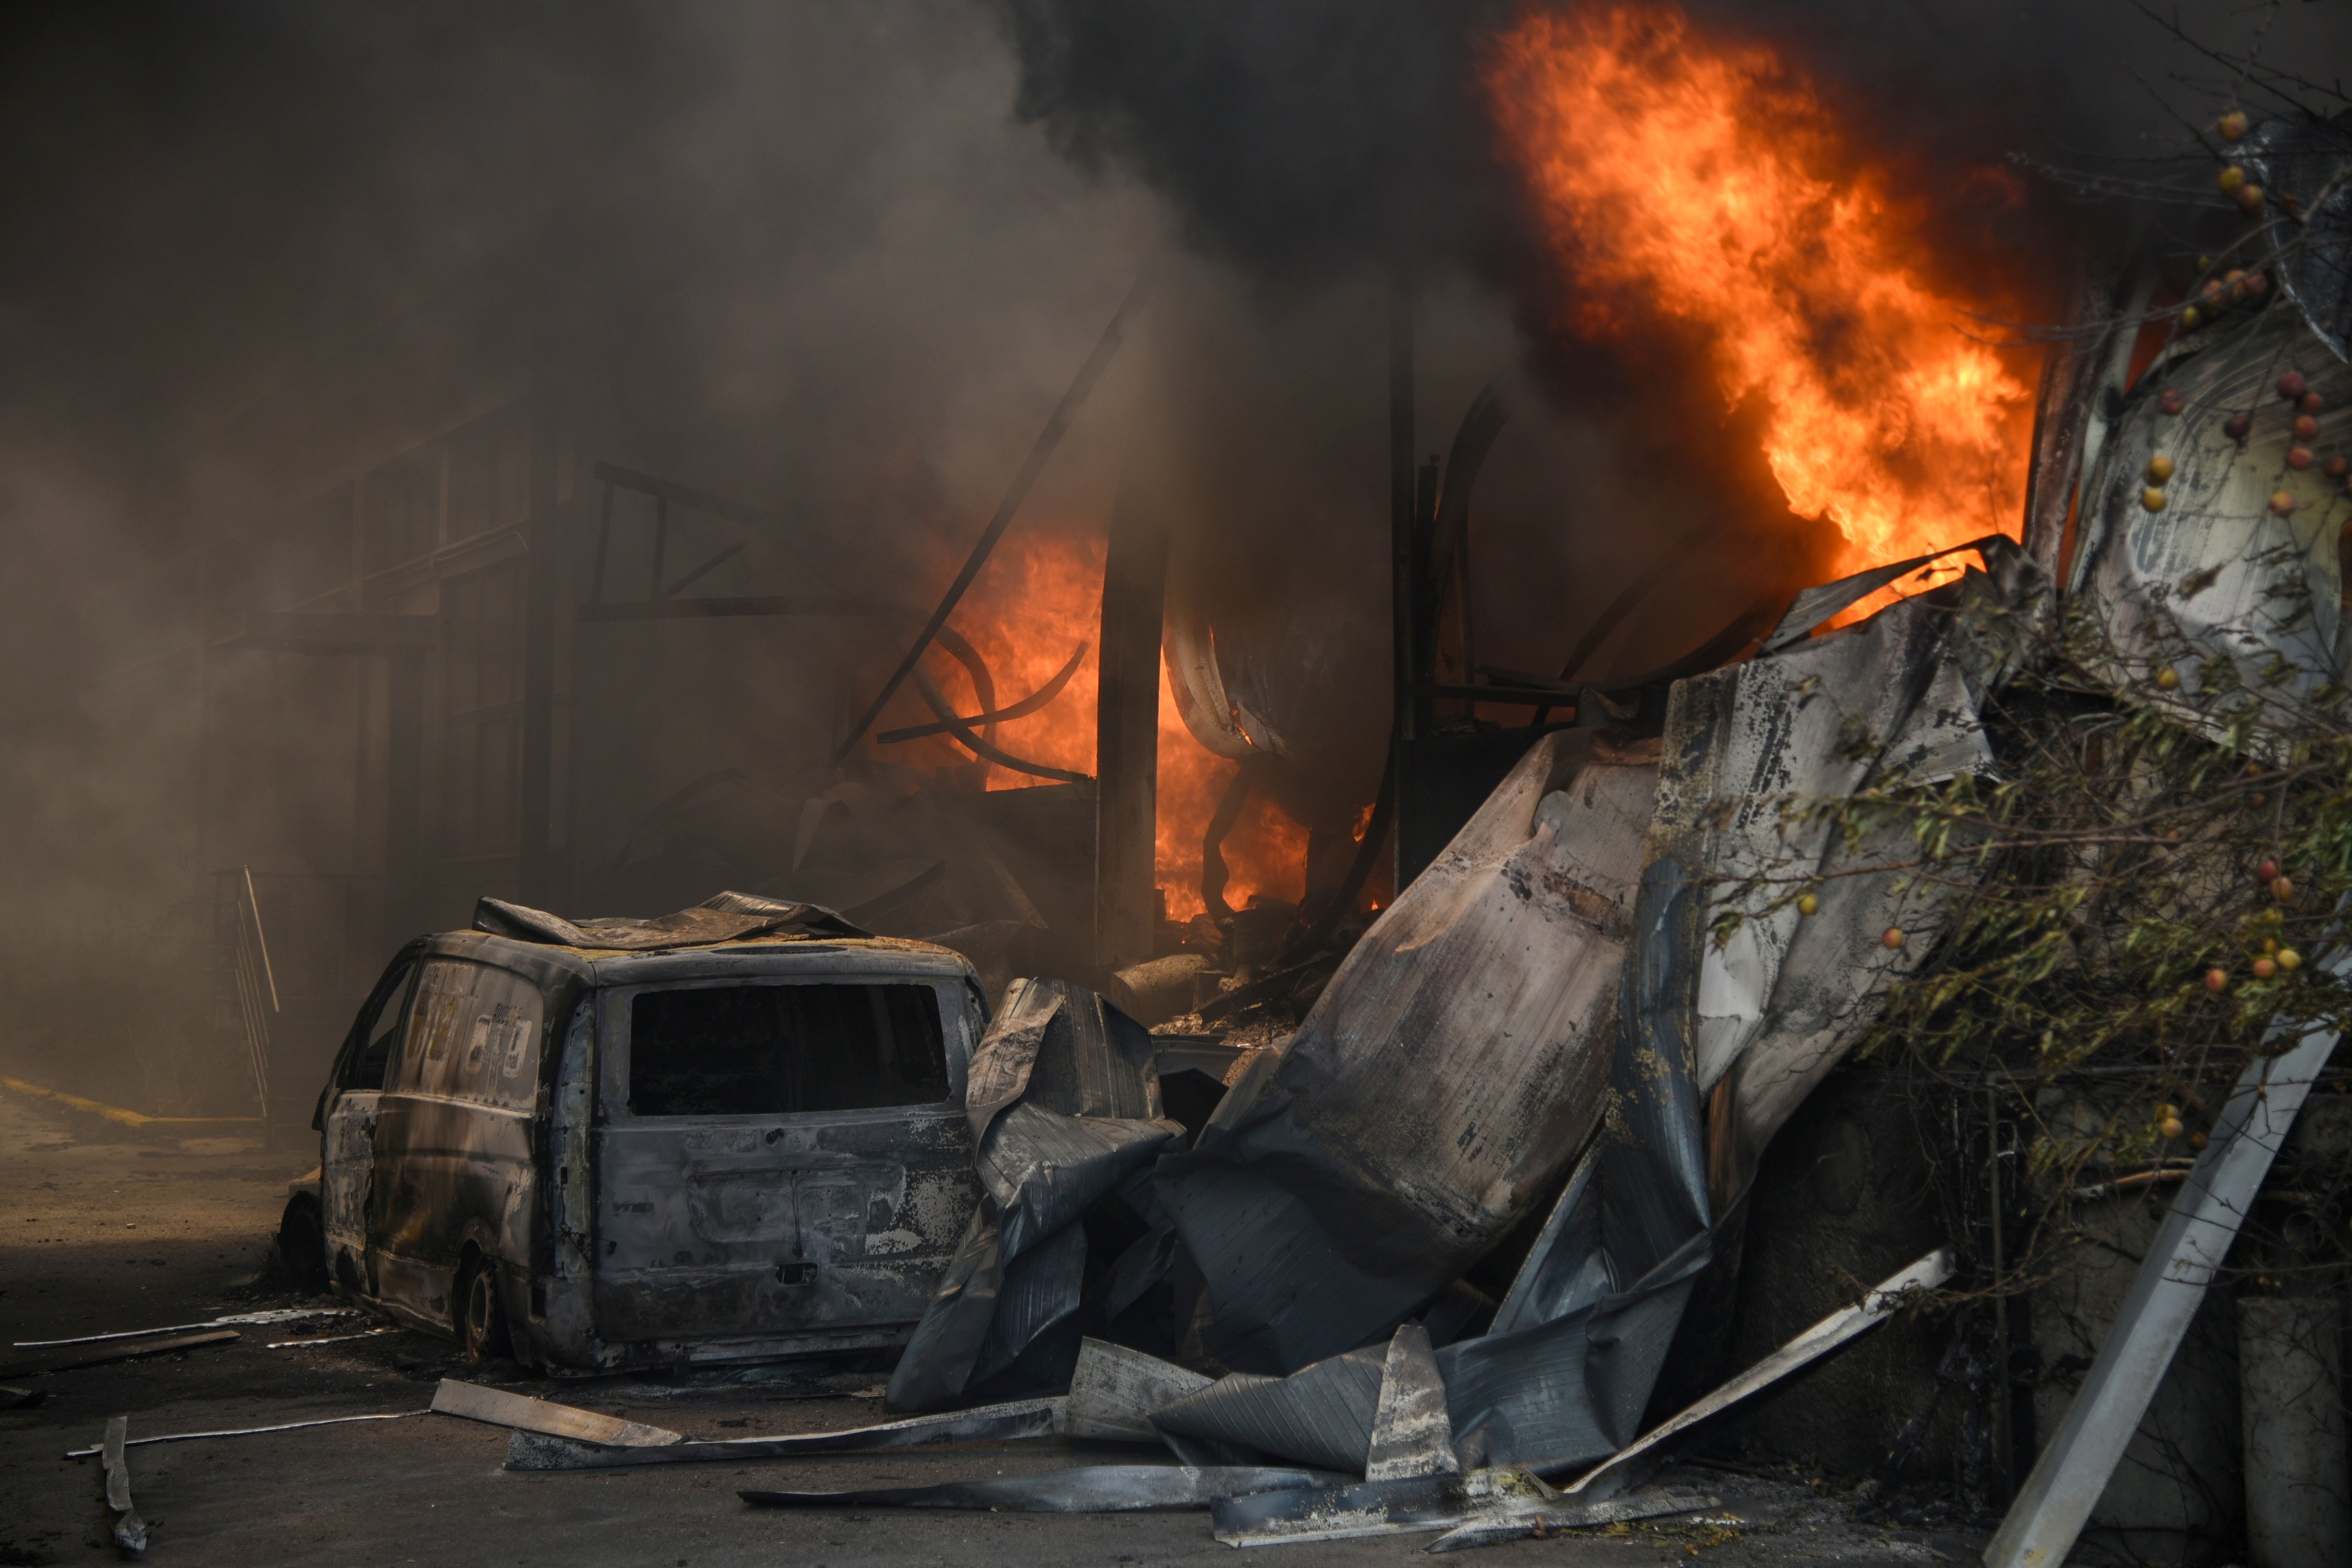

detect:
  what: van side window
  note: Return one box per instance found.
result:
[628,983,950,1117]
[393,959,543,1107]
[339,954,418,1091]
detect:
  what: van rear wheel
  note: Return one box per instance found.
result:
[457,1254,511,1362]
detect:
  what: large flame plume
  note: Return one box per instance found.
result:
[1487,4,2036,592]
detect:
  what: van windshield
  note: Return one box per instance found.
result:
[627,983,951,1117]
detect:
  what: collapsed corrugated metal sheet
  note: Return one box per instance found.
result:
[886,977,1182,1410]
[2067,301,2351,749]
[1154,728,1661,1377]
[1135,543,2047,1479]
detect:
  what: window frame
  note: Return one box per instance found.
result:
[595,974,967,1126]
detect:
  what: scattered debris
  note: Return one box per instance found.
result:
[3,1329,238,1378]
[886,979,1179,1411]
[1210,1466,1710,1548]
[64,1409,427,1459]
[430,1379,684,1446]
[100,1416,147,1556]
[0,1385,42,1411]
[263,1328,396,1349]
[504,1395,1068,1470]
[13,1307,362,1350]
[741,1464,1345,1514]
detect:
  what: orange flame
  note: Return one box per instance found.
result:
[948,530,1307,922]
[1487,4,2034,596]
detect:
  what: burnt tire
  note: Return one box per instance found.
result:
[457,1252,512,1363]
[276,1195,329,1294]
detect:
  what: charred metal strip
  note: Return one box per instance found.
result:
[101,1416,147,1555]
[65,1410,425,1460]
[1554,1248,1955,1500]
[3,1329,238,1378]
[910,664,1088,782]
[1420,1490,1720,1553]
[264,1327,395,1349]
[1195,954,1338,1025]
[1551,521,1717,685]
[504,1396,1068,1469]
[836,272,1153,760]
[1280,731,1396,964]
[1420,383,1510,633]
[1760,534,2005,653]
[1986,961,2350,1568]
[657,536,750,601]
[431,1379,685,1446]
[590,462,774,529]
[741,1464,1342,1513]
[878,641,1090,743]
[1212,1466,1555,1547]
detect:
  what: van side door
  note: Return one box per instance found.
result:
[368,956,545,1330]
[318,945,422,1299]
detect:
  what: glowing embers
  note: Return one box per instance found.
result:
[1486,4,2035,604]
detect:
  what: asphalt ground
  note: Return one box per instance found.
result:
[0,1086,1977,1567]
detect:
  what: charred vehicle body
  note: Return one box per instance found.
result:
[286,893,987,1372]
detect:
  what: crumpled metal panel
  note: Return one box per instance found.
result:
[2070,303,2352,747]
[473,890,869,950]
[887,978,1181,1410]
[1145,549,2045,1480]
[2241,114,2352,364]
[1154,729,1660,1376]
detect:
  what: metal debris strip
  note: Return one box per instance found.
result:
[64,1409,426,1460]
[471,890,869,950]
[741,1464,1348,1514]
[265,1327,396,1349]
[1555,1247,1954,1505]
[1210,1464,1713,1549]
[430,1379,685,1446]
[1155,727,1661,1377]
[1063,1337,1212,1443]
[101,1416,147,1556]
[879,640,1091,744]
[1420,1490,1722,1553]
[14,1306,364,1349]
[887,979,1180,1412]
[504,1395,1068,1471]
[4,1328,239,1377]
[1363,1326,1459,1483]
[1985,976,2349,1568]
[835,270,1152,762]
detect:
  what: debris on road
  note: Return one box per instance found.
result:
[741,1464,1349,1514]
[4,1328,239,1378]
[430,1379,685,1446]
[64,1410,428,1460]
[101,1416,148,1556]
[12,1306,364,1350]
[504,1395,1068,1470]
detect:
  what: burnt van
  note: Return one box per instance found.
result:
[288,894,985,1371]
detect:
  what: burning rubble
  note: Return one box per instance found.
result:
[12,6,2352,1568]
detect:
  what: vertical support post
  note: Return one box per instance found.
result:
[1094,452,1170,970]
[1387,284,1416,897]
[520,394,562,909]
[382,651,425,939]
